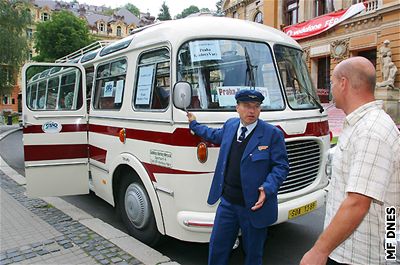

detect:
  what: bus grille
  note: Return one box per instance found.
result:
[278,140,321,194]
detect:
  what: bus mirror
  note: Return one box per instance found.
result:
[173,82,192,110]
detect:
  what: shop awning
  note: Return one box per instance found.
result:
[283,3,366,40]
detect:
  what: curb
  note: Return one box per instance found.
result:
[0,129,180,265]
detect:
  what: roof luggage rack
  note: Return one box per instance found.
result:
[55,40,114,63]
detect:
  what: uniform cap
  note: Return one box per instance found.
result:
[235,90,264,103]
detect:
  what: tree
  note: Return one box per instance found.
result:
[157,1,171,21]
[0,0,31,95]
[124,3,140,17]
[176,5,200,19]
[34,11,93,62]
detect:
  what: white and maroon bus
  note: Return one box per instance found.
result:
[22,16,331,246]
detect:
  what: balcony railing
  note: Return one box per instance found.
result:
[357,0,382,13]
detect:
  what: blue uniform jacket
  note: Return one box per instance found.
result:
[190,118,289,228]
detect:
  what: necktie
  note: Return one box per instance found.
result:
[238,127,247,142]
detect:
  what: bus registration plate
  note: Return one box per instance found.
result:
[288,201,317,219]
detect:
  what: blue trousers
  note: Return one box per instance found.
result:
[208,197,268,265]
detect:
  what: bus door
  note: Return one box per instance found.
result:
[22,63,89,197]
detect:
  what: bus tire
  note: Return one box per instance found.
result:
[118,176,161,247]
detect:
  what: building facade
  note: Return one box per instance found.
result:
[223,0,400,122]
[0,0,153,115]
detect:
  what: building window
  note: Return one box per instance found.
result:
[232,11,238,19]
[41,12,50,21]
[285,0,299,25]
[116,26,122,37]
[26,28,33,39]
[317,56,330,103]
[314,0,326,17]
[2,95,11,105]
[357,49,376,68]
[254,11,263,23]
[99,23,104,32]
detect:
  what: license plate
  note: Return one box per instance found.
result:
[288,201,317,219]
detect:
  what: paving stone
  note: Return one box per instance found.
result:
[95,254,106,260]
[44,239,55,245]
[106,252,117,258]
[6,252,19,258]
[0,254,7,261]
[89,250,99,256]
[19,245,31,251]
[111,257,123,263]
[6,248,18,254]
[12,255,24,262]
[63,242,74,249]
[1,258,12,265]
[116,261,129,265]
[31,242,42,248]
[99,259,110,265]
[37,249,50,256]
[24,252,37,259]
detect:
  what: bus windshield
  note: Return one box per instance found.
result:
[177,39,284,111]
[274,45,320,110]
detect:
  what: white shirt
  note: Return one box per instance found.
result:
[236,120,258,141]
[325,100,400,265]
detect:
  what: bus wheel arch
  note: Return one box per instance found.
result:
[112,163,162,246]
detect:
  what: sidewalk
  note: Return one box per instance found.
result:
[0,127,179,265]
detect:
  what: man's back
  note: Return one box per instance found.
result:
[327,100,399,264]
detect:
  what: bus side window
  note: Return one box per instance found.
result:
[46,77,59,110]
[133,48,170,110]
[58,71,82,110]
[93,59,127,110]
[37,81,46,109]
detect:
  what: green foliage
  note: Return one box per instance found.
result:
[0,0,31,95]
[157,1,171,21]
[176,5,200,19]
[34,10,93,62]
[124,3,140,17]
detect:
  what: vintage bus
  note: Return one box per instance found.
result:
[22,16,331,246]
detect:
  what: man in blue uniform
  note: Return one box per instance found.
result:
[187,90,289,265]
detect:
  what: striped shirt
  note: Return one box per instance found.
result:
[325,100,400,265]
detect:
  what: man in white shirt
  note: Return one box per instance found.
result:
[301,57,399,265]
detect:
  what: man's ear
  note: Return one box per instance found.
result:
[340,77,348,94]
[236,104,240,112]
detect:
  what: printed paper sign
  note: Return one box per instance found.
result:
[114,80,124,103]
[136,65,154,105]
[217,86,270,107]
[189,40,222,62]
[103,81,114,97]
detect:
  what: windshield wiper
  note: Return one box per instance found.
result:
[244,47,256,89]
[302,85,324,113]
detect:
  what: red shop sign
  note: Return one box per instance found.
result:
[283,3,365,40]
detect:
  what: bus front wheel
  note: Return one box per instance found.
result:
[118,177,161,246]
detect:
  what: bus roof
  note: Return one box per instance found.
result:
[74,17,300,64]
[132,16,300,48]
